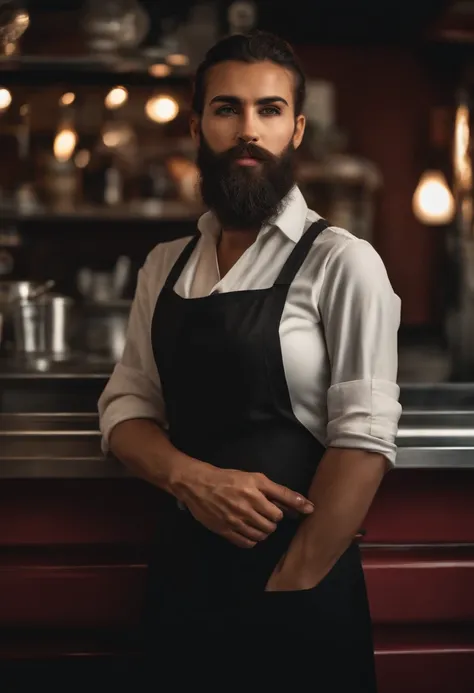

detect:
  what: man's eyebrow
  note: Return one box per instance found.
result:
[209,95,289,106]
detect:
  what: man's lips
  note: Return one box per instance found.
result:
[235,157,260,166]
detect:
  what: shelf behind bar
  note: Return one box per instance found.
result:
[0,201,203,224]
[0,55,193,86]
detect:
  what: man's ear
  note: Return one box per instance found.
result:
[292,114,306,150]
[190,114,200,145]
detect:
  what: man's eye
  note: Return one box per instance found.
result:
[260,106,281,116]
[215,106,237,116]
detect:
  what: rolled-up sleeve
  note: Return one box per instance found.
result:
[318,238,402,466]
[98,253,167,454]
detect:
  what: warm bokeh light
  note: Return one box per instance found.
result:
[60,92,75,106]
[105,86,128,110]
[454,103,472,192]
[412,170,455,225]
[0,88,12,111]
[101,122,135,149]
[53,128,78,162]
[145,94,179,123]
[74,149,90,168]
[102,130,122,148]
[166,53,189,67]
[4,42,17,56]
[148,63,171,78]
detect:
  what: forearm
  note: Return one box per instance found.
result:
[109,418,197,496]
[285,447,386,584]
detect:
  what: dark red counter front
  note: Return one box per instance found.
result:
[0,468,473,691]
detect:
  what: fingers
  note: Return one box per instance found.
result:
[253,495,285,523]
[245,509,279,535]
[230,516,275,542]
[224,530,257,549]
[256,474,314,514]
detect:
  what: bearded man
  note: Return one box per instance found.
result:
[99,30,401,691]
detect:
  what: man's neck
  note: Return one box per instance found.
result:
[218,227,259,253]
[216,228,260,279]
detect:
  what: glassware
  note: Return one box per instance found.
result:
[82,0,150,56]
[0,1,29,46]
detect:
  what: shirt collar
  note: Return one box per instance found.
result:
[197,208,221,240]
[197,185,311,244]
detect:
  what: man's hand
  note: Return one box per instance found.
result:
[175,462,314,548]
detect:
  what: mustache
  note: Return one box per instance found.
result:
[223,141,276,163]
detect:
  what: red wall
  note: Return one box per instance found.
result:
[298,45,442,326]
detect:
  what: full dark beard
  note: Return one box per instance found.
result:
[197,135,296,231]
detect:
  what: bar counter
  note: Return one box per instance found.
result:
[1,355,474,476]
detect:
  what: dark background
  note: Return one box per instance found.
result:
[1,0,473,328]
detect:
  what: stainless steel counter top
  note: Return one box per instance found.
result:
[1,350,474,476]
[1,409,474,478]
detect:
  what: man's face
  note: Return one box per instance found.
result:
[191,60,305,230]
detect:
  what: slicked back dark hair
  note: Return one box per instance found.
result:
[192,31,306,117]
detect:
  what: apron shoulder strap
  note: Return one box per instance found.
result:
[163,233,201,290]
[274,218,329,286]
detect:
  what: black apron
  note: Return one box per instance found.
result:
[142,219,377,691]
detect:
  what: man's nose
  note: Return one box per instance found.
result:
[237,111,259,143]
[238,133,259,143]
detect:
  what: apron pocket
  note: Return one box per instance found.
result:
[261,571,331,603]
[261,542,361,598]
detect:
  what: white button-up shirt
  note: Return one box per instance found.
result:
[98,186,402,465]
